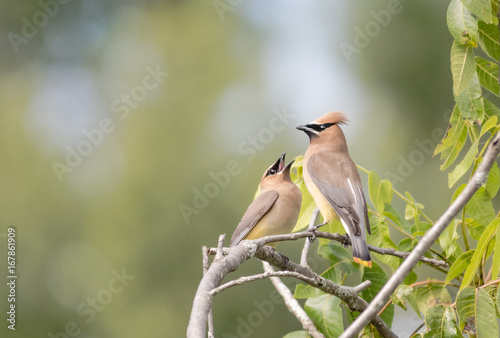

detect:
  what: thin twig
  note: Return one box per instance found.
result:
[207,230,448,268]
[301,208,320,266]
[352,280,372,294]
[202,246,214,337]
[209,270,318,296]
[315,232,448,268]
[215,234,225,261]
[480,278,500,289]
[409,322,425,337]
[262,261,325,338]
[341,133,500,338]
[202,246,210,272]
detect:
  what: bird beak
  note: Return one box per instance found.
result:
[278,152,286,172]
[296,124,315,134]
[280,159,295,175]
[269,153,286,173]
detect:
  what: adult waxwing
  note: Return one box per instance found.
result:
[297,112,372,267]
[230,153,302,247]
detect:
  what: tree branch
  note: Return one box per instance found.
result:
[262,261,325,338]
[255,246,396,338]
[208,270,318,296]
[215,234,225,261]
[188,236,397,338]
[201,246,214,337]
[207,230,447,268]
[340,133,500,338]
[315,231,448,268]
[301,208,320,266]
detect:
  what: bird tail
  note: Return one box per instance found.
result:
[351,235,372,268]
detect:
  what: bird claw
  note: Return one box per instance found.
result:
[341,234,350,248]
[308,231,317,243]
[308,221,328,243]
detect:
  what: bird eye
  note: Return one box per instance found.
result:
[320,125,326,130]
[269,169,277,175]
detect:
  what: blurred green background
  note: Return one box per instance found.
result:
[0,0,469,337]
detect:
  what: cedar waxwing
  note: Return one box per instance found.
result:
[230,153,302,247]
[297,112,372,267]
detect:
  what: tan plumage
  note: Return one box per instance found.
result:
[230,153,302,247]
[297,112,372,267]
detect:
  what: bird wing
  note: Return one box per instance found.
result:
[307,153,367,236]
[230,190,279,246]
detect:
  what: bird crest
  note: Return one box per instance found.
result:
[313,112,349,125]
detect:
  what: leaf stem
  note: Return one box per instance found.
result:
[460,214,470,251]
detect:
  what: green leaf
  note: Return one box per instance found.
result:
[383,203,410,232]
[451,40,476,95]
[497,284,500,314]
[465,217,486,240]
[295,246,352,298]
[404,270,418,286]
[479,20,500,61]
[480,115,498,137]
[317,243,357,278]
[405,203,416,221]
[415,283,451,316]
[394,285,421,318]
[440,122,468,171]
[447,0,478,47]
[423,305,461,338]
[435,105,464,156]
[292,157,318,232]
[454,74,484,122]
[294,283,325,299]
[485,162,500,198]
[293,194,316,232]
[361,262,394,327]
[468,121,481,143]
[456,287,476,332]
[448,139,479,187]
[476,56,500,95]
[411,222,432,237]
[492,224,500,279]
[304,295,343,338]
[368,171,393,213]
[461,0,495,24]
[366,219,399,271]
[445,250,474,284]
[484,98,500,119]
[318,219,344,248]
[451,183,467,203]
[462,218,499,289]
[282,331,310,338]
[456,287,499,335]
[491,0,500,24]
[467,187,496,226]
[398,238,415,252]
[438,220,463,259]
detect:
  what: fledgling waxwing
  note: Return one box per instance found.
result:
[230,153,302,247]
[297,112,372,267]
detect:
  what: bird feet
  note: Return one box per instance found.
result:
[340,233,350,248]
[308,221,328,243]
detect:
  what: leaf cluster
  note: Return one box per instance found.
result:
[282,1,500,333]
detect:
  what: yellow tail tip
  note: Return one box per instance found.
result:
[353,257,372,268]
